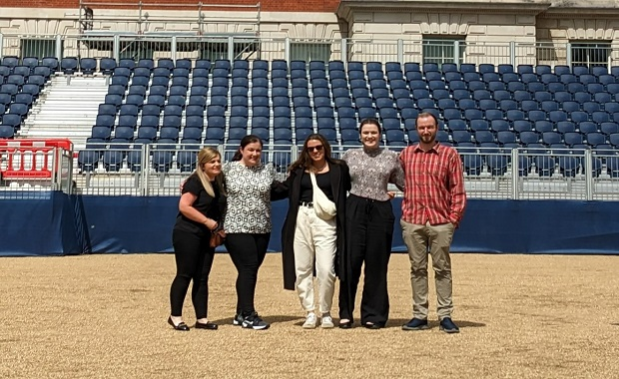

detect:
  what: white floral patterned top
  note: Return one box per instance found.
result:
[222,161,277,234]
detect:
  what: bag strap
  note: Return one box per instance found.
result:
[309,172,318,189]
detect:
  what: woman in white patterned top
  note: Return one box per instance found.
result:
[338,118,405,329]
[223,135,287,330]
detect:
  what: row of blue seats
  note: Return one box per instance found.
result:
[8,52,619,79]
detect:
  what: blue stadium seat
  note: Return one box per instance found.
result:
[452,130,472,144]
[40,57,59,71]
[498,64,513,75]
[520,131,540,145]
[491,120,510,133]
[583,102,601,115]
[485,109,504,122]
[460,64,476,74]
[513,120,533,134]
[539,74,558,85]
[587,132,606,147]
[0,124,15,138]
[272,116,291,130]
[599,75,615,87]
[507,82,526,93]
[521,73,538,84]
[544,83,563,94]
[205,127,224,142]
[140,115,160,129]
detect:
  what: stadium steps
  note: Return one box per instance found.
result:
[19,76,108,149]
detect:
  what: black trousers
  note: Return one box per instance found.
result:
[225,233,270,316]
[170,229,215,319]
[339,195,395,325]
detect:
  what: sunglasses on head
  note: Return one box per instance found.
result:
[307,145,324,152]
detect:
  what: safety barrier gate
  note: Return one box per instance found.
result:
[0,139,74,192]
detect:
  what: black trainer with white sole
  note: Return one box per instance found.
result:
[241,313,270,330]
[232,314,244,326]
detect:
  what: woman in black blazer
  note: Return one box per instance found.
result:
[280,134,350,329]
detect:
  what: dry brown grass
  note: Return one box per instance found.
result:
[2,253,619,379]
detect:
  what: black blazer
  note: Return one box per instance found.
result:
[280,161,350,290]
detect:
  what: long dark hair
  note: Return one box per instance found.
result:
[288,134,342,172]
[231,135,264,162]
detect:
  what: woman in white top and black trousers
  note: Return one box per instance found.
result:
[280,134,350,329]
[223,135,287,330]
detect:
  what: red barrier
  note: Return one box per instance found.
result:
[0,139,73,180]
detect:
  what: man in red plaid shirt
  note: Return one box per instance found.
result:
[399,112,467,334]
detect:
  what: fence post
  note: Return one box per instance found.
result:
[285,37,291,67]
[341,38,348,66]
[228,36,235,62]
[566,42,572,67]
[584,149,593,201]
[397,39,404,64]
[511,148,519,200]
[140,144,150,196]
[171,36,177,63]
[113,35,120,63]
[510,41,516,68]
[56,35,63,60]
[454,40,460,67]
[0,34,3,60]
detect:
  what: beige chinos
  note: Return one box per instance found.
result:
[400,220,455,320]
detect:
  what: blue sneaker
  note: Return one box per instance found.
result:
[402,318,429,331]
[439,317,460,334]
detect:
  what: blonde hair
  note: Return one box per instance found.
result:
[195,147,224,197]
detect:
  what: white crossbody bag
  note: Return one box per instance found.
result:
[309,172,337,221]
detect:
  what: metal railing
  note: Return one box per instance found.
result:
[59,144,619,199]
[3,33,619,70]
[0,145,74,195]
[77,1,262,35]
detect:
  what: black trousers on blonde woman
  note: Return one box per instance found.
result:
[338,195,395,326]
[170,229,215,319]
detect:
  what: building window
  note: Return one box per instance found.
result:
[571,42,610,68]
[290,42,331,63]
[21,39,57,59]
[422,38,465,67]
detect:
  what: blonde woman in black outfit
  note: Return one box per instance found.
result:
[168,147,226,331]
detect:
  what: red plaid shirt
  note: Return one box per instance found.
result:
[399,143,467,227]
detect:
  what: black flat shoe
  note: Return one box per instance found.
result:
[195,322,218,330]
[168,316,190,331]
[338,321,353,329]
[364,322,385,330]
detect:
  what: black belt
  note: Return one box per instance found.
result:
[299,201,313,207]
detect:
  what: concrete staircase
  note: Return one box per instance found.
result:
[19,75,108,150]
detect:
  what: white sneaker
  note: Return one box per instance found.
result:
[321,315,335,329]
[303,313,317,329]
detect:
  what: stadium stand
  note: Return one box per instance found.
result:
[2,54,619,183]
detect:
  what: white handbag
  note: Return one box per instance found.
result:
[309,172,337,221]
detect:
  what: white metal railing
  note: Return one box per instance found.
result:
[66,143,619,200]
[3,33,619,69]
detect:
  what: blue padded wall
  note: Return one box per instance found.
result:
[2,194,619,256]
[0,192,82,256]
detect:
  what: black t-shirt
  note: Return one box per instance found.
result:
[300,170,334,203]
[174,174,224,235]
